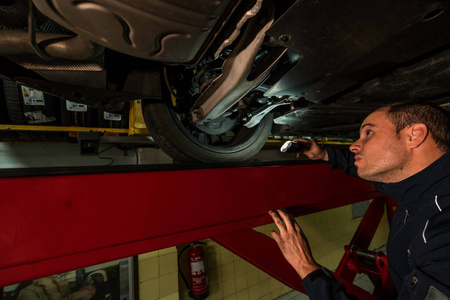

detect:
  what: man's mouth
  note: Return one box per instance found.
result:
[354,156,361,164]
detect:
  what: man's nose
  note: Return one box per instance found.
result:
[349,140,361,153]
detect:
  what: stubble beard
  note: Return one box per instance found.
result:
[356,150,409,183]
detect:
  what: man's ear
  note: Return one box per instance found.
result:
[408,123,428,148]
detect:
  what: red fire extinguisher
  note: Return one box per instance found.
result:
[179,242,209,300]
[188,243,209,299]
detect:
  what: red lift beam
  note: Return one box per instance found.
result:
[0,163,383,291]
[212,197,394,300]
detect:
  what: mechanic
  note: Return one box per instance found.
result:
[269,102,450,299]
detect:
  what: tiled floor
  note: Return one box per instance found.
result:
[274,289,309,300]
[274,245,386,300]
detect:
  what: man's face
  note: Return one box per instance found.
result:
[349,108,409,183]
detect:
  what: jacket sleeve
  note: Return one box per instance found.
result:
[302,268,358,300]
[326,147,358,178]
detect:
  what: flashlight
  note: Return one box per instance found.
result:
[280,140,311,153]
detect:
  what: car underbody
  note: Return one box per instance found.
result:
[1,0,450,161]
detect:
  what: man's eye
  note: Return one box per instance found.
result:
[366,130,372,135]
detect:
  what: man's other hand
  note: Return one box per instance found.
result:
[269,209,321,279]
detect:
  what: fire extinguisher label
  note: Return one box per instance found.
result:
[190,260,205,275]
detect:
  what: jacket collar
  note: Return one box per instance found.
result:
[377,151,450,207]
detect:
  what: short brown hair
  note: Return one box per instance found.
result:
[386,102,450,152]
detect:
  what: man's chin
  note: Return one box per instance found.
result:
[356,168,371,181]
[357,168,390,183]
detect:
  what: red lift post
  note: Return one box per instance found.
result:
[0,163,395,298]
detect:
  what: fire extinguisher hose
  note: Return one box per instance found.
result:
[178,244,192,291]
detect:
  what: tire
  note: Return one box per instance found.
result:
[0,80,19,141]
[3,79,25,125]
[142,100,273,163]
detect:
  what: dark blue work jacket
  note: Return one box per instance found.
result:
[302,148,450,300]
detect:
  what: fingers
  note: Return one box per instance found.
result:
[292,138,315,158]
[293,138,309,143]
[269,210,287,236]
[278,209,296,231]
[293,138,315,148]
[270,230,281,242]
[291,138,327,161]
[269,209,297,233]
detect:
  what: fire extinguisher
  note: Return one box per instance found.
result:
[179,242,209,300]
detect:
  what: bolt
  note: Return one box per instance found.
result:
[277,34,291,43]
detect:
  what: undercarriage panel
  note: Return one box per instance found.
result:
[264,0,450,104]
[33,0,233,63]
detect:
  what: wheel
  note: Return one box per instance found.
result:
[2,79,25,125]
[142,100,273,163]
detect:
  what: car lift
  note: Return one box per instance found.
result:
[0,162,396,299]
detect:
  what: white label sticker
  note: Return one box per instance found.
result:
[190,261,205,276]
[21,86,45,106]
[104,112,122,121]
[66,100,88,112]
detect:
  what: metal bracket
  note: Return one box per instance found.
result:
[244,98,290,128]
[190,1,286,124]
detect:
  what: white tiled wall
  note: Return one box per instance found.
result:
[139,247,179,300]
